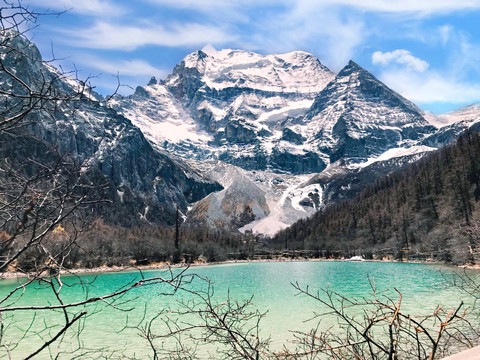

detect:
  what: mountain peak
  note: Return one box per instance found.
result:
[302,59,433,162]
[347,59,361,68]
[168,48,334,96]
[182,50,209,70]
[309,59,426,119]
[337,60,372,79]
[147,76,157,86]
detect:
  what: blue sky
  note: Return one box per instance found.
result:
[26,0,480,113]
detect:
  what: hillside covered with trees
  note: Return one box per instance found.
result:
[273,130,480,264]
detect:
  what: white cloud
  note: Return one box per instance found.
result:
[438,25,453,46]
[58,21,234,50]
[27,0,124,16]
[76,55,168,78]
[379,69,480,105]
[142,0,480,18]
[372,50,429,72]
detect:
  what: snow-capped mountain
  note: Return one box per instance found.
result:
[114,49,470,235]
[292,61,436,163]
[114,47,335,174]
[0,31,221,227]
[170,46,333,96]
[115,54,438,176]
[6,30,480,235]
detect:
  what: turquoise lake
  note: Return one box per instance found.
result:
[0,261,475,359]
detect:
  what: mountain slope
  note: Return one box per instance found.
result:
[290,61,436,164]
[184,161,320,234]
[0,31,221,227]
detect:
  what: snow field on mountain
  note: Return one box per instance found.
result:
[357,145,438,168]
[190,47,335,93]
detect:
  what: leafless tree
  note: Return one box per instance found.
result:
[128,275,479,360]
[447,268,480,306]
[276,279,478,360]
[0,2,193,358]
[135,276,270,360]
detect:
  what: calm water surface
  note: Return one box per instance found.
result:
[0,261,473,358]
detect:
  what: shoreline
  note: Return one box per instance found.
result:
[2,257,476,280]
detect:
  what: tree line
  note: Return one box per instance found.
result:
[12,219,259,271]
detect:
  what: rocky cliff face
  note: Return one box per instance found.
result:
[0,31,221,227]
[186,166,270,232]
[115,47,335,174]
[183,161,319,234]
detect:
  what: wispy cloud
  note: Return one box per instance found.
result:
[438,25,453,46]
[142,0,480,15]
[57,21,234,50]
[452,37,480,77]
[141,0,276,10]
[76,55,168,77]
[379,69,480,105]
[372,50,429,72]
[27,0,125,16]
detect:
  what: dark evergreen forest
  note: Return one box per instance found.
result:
[272,130,480,264]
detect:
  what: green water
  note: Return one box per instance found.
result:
[0,261,475,359]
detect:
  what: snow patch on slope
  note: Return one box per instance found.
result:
[113,84,212,146]
[256,99,314,123]
[358,145,437,168]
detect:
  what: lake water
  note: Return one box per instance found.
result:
[0,261,475,359]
